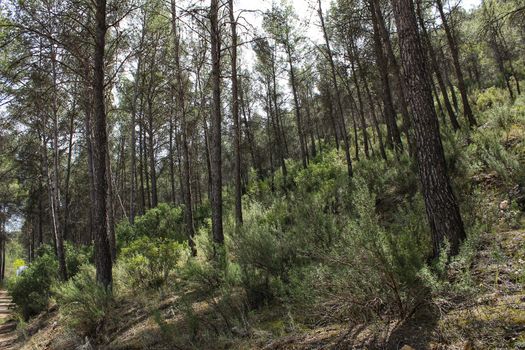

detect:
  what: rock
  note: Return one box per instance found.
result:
[499,200,509,210]
[76,337,94,350]
[400,346,415,350]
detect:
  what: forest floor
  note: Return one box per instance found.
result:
[9,220,525,349]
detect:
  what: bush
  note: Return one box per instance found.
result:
[296,177,430,323]
[7,243,93,319]
[54,265,112,336]
[116,203,186,249]
[64,242,92,277]
[230,201,295,308]
[468,129,522,184]
[8,249,58,319]
[119,236,189,290]
[475,86,509,112]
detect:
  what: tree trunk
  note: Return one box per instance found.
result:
[356,51,387,160]
[93,0,113,288]
[229,0,243,223]
[391,0,466,257]
[63,102,76,242]
[416,0,460,130]
[370,0,403,153]
[171,0,196,254]
[50,47,67,281]
[435,0,477,127]
[210,0,224,245]
[373,0,413,151]
[318,0,353,177]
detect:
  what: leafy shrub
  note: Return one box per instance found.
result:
[8,248,58,319]
[230,201,295,308]
[179,234,247,337]
[116,203,186,249]
[468,129,522,184]
[7,243,92,319]
[54,265,112,336]
[476,86,509,112]
[64,242,92,277]
[297,177,430,322]
[119,236,189,289]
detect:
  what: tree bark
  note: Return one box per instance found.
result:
[210,0,224,245]
[171,0,196,254]
[416,0,460,130]
[229,0,243,223]
[369,0,403,153]
[93,0,113,288]
[318,0,353,177]
[435,0,477,127]
[391,0,466,257]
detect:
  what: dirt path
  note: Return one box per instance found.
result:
[0,290,18,349]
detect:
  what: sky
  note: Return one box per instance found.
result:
[236,0,483,45]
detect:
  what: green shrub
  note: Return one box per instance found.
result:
[297,177,430,322]
[119,236,189,289]
[54,265,112,336]
[8,248,58,319]
[64,242,92,277]
[230,201,295,307]
[116,203,186,249]
[468,129,522,184]
[7,243,93,319]
[475,86,509,112]
[179,235,247,337]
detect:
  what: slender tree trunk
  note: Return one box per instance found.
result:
[228,0,243,223]
[138,109,146,214]
[373,0,413,151]
[146,97,158,208]
[285,43,307,169]
[318,0,353,176]
[63,103,75,242]
[143,122,151,209]
[416,0,460,130]
[93,0,113,288]
[436,0,477,127]
[239,76,261,179]
[106,146,116,262]
[171,0,196,254]
[269,61,288,182]
[370,0,403,153]
[391,0,466,257]
[129,27,145,224]
[348,46,370,159]
[356,54,387,160]
[210,0,224,245]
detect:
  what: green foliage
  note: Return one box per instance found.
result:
[295,177,430,322]
[476,86,509,112]
[8,248,58,319]
[64,242,93,277]
[116,203,186,249]
[467,129,522,184]
[53,265,112,335]
[230,201,295,308]
[179,236,247,336]
[7,243,92,319]
[4,238,25,280]
[119,236,189,290]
